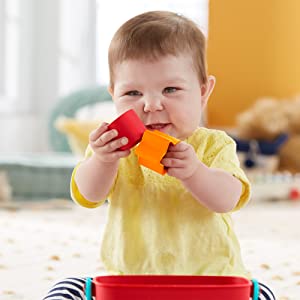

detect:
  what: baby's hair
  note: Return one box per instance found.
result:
[108,11,207,89]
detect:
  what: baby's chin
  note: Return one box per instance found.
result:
[173,128,197,141]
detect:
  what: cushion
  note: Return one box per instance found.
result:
[55,118,99,157]
[55,101,117,156]
[75,101,117,121]
[49,86,113,152]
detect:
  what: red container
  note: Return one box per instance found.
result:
[107,109,146,150]
[90,275,254,300]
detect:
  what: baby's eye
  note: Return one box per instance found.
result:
[163,87,178,94]
[125,90,142,96]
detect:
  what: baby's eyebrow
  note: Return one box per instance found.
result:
[164,77,188,84]
[117,83,138,91]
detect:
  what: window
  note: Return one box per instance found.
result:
[0,0,20,112]
[96,0,209,85]
[0,0,34,113]
[58,0,97,96]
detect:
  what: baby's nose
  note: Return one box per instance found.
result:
[143,96,164,112]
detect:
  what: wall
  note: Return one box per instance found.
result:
[207,0,300,126]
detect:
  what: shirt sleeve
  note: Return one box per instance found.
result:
[70,145,107,208]
[202,131,251,211]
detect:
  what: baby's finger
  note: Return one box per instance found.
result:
[164,150,186,159]
[106,149,131,160]
[161,157,185,168]
[168,142,189,152]
[102,137,129,152]
[89,122,109,142]
[94,129,118,147]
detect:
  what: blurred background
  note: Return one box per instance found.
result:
[1,0,300,200]
[0,0,209,153]
[1,1,300,299]
[1,0,300,153]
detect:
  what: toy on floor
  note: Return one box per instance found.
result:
[247,172,300,201]
[278,135,300,174]
[233,134,288,169]
[288,187,300,201]
[84,275,260,300]
[108,109,179,175]
[235,97,300,174]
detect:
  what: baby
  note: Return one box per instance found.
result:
[43,11,275,300]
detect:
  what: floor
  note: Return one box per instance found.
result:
[0,198,299,300]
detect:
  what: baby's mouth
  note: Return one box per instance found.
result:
[146,123,169,131]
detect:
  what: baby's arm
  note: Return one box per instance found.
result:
[162,142,242,213]
[74,122,130,202]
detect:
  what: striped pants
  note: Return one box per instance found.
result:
[42,277,276,300]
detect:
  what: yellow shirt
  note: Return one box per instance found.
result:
[71,127,251,277]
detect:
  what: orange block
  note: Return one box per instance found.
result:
[135,130,180,175]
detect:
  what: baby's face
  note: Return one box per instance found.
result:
[110,54,210,140]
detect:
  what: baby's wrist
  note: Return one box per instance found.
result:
[183,160,210,184]
[90,153,119,169]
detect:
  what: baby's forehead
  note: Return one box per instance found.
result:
[114,74,191,94]
[115,53,194,70]
[111,53,199,89]
[117,51,193,64]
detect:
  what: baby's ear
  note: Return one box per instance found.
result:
[201,75,216,105]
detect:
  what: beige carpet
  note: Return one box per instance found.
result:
[0,199,299,300]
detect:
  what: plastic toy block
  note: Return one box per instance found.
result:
[135,130,180,175]
[108,109,146,150]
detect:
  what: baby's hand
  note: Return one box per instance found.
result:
[89,122,130,163]
[161,142,200,180]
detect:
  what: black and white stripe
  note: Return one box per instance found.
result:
[258,282,276,300]
[43,277,86,300]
